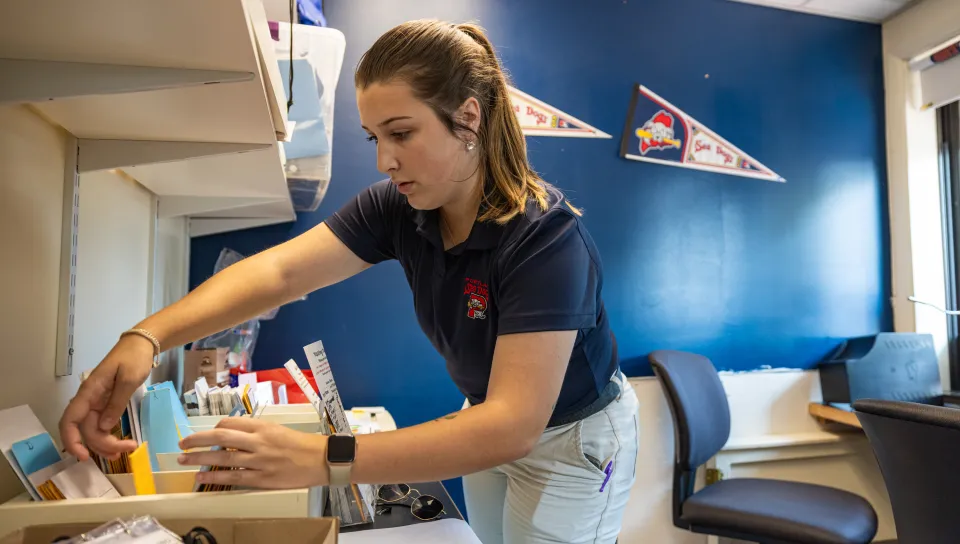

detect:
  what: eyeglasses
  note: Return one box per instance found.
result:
[376,484,446,521]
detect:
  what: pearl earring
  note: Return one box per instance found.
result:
[466,141,476,152]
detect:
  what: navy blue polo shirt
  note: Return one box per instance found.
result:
[325,180,618,425]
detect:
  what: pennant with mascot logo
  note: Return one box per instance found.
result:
[620,84,784,182]
[508,86,611,139]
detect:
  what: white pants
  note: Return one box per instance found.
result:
[462,374,640,543]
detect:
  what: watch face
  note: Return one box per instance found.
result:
[327,435,356,463]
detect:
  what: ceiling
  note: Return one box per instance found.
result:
[727,0,918,24]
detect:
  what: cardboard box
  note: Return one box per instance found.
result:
[183,348,229,388]
[0,517,338,544]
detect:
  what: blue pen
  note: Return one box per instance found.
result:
[599,459,614,492]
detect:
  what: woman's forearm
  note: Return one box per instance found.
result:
[350,401,535,484]
[346,331,570,485]
[136,249,291,351]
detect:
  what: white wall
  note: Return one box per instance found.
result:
[0,105,160,503]
[0,105,73,501]
[72,170,154,380]
[150,216,191,389]
[0,105,73,498]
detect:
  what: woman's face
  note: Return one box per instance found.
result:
[357,80,480,211]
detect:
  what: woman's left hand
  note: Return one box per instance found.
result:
[177,417,328,489]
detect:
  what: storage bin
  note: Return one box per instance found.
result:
[0,486,322,538]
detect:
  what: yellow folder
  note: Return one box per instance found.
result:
[130,442,156,495]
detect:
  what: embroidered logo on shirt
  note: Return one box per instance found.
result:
[464,278,490,320]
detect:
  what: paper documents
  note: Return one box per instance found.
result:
[11,433,62,475]
[0,405,52,501]
[304,340,350,434]
[50,458,121,500]
[293,341,377,527]
[339,519,481,544]
[283,359,325,418]
[129,384,146,444]
[27,457,77,489]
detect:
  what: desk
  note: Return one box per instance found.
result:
[809,393,960,430]
[809,403,861,429]
[337,481,464,534]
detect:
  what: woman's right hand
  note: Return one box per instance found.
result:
[59,334,156,460]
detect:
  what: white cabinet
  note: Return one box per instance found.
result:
[0,0,296,235]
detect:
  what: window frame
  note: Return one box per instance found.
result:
[938,101,960,387]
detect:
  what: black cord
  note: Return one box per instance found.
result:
[183,527,218,544]
[287,0,295,112]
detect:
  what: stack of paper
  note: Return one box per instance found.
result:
[184,381,263,417]
[238,373,288,408]
[0,405,120,501]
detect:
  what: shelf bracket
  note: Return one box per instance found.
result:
[55,137,80,377]
[0,58,254,105]
[77,139,271,172]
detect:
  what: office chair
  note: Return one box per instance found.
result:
[853,398,960,543]
[650,350,878,544]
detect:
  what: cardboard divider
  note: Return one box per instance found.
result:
[106,470,198,496]
[186,405,317,427]
[188,411,320,426]
[187,420,322,434]
[253,404,317,414]
[157,452,197,472]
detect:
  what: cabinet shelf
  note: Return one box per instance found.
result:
[0,0,296,234]
[0,0,288,144]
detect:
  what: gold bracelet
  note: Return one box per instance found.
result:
[121,328,162,368]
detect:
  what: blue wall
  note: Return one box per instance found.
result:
[191,0,890,510]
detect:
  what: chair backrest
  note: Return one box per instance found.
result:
[853,398,960,544]
[649,350,731,527]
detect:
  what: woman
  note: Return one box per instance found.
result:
[59,19,639,544]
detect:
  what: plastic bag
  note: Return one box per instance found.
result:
[51,515,182,543]
[191,319,259,382]
[274,23,345,212]
[189,249,262,379]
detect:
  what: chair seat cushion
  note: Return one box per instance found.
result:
[681,478,878,544]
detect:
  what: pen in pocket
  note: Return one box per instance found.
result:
[599,458,614,492]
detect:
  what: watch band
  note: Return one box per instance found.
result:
[328,463,352,487]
